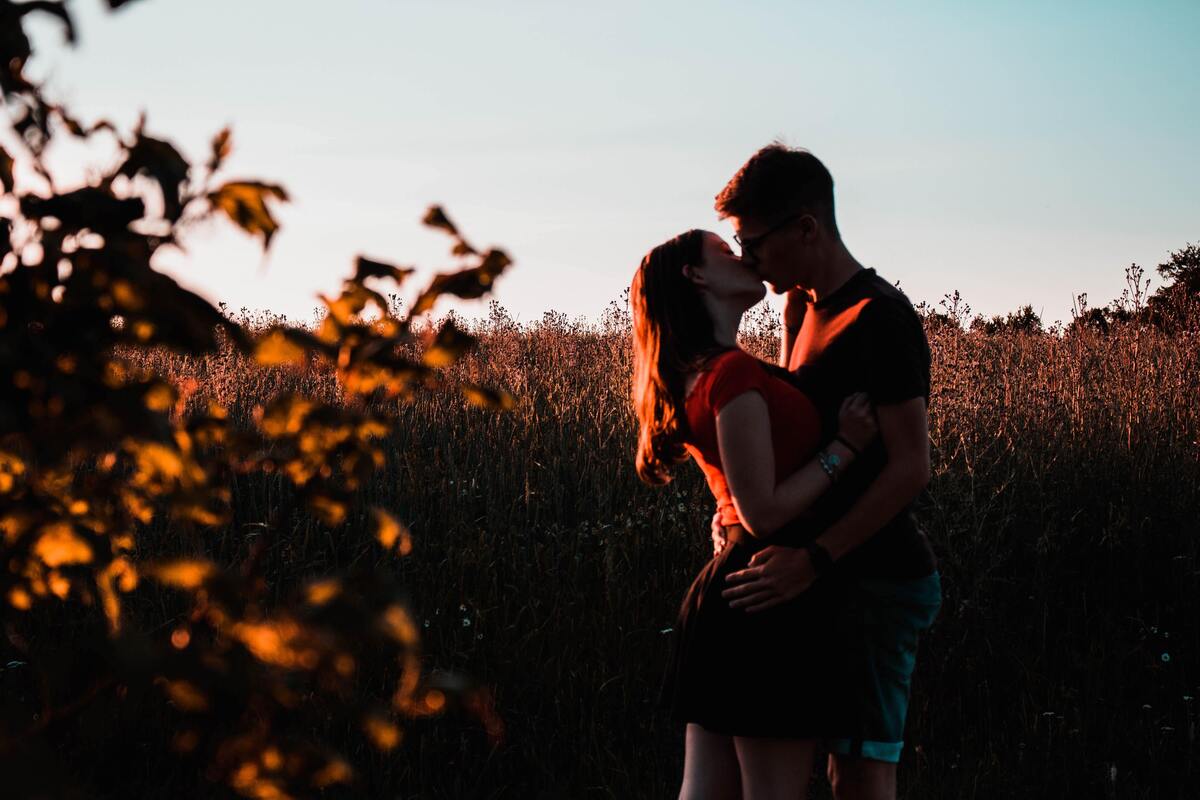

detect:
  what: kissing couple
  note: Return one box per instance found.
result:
[630,144,942,800]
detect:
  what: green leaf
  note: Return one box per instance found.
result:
[208,180,289,250]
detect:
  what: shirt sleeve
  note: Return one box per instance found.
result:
[707,351,773,413]
[861,298,931,405]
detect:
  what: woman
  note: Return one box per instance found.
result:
[630,229,876,799]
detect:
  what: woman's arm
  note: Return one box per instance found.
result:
[716,392,874,538]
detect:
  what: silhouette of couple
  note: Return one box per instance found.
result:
[631,144,942,800]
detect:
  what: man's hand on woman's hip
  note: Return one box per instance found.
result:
[722,546,817,612]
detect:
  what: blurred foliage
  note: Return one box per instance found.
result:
[0,2,509,797]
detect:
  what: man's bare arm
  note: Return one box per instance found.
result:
[813,397,930,562]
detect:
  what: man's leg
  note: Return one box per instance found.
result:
[825,572,942,800]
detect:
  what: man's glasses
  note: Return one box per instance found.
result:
[733,214,805,259]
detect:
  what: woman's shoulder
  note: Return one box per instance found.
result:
[702,349,773,410]
[708,347,761,371]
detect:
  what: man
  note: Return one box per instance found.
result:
[712,144,942,800]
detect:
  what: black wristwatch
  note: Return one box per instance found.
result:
[803,539,835,576]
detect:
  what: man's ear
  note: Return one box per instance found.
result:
[797,214,820,243]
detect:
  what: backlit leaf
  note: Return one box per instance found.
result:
[312,758,353,788]
[309,495,347,526]
[257,394,316,437]
[208,180,289,251]
[146,559,217,589]
[143,382,177,412]
[379,605,418,645]
[421,205,458,237]
[304,578,341,606]
[8,587,32,610]
[255,328,308,367]
[0,146,13,194]
[118,130,190,221]
[422,320,477,368]
[33,521,93,567]
[20,187,144,233]
[372,507,413,556]
[207,126,231,173]
[410,249,512,315]
[159,678,209,712]
[354,256,414,286]
[461,384,516,411]
[363,712,402,751]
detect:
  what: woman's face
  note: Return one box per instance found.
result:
[691,232,766,307]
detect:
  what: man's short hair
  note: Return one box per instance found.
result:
[714,143,839,237]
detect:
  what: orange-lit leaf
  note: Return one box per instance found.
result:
[208,180,289,250]
[461,384,516,410]
[421,205,458,237]
[304,578,341,606]
[33,521,93,567]
[146,559,216,589]
[257,394,315,437]
[379,604,418,645]
[309,495,347,526]
[159,678,210,712]
[363,712,402,751]
[207,127,232,174]
[8,587,32,610]
[422,320,476,368]
[373,508,413,556]
[312,758,353,788]
[254,328,307,367]
[143,382,176,412]
[354,255,414,286]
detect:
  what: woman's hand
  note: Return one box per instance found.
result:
[711,511,727,557]
[837,392,877,453]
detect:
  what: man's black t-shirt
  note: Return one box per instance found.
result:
[786,268,937,579]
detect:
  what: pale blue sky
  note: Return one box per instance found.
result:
[21,0,1200,325]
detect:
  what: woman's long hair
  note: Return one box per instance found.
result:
[630,229,726,485]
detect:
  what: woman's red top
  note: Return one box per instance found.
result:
[684,349,822,527]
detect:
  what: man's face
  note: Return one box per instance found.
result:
[730,214,812,293]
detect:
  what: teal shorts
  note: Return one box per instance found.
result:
[825,571,942,763]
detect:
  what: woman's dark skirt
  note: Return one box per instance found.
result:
[659,527,859,739]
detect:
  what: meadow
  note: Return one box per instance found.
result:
[101,298,1199,799]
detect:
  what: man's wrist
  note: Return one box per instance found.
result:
[803,539,835,575]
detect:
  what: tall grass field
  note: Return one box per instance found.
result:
[80,299,1197,798]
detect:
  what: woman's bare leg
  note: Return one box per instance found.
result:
[680,723,742,800]
[733,736,817,800]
